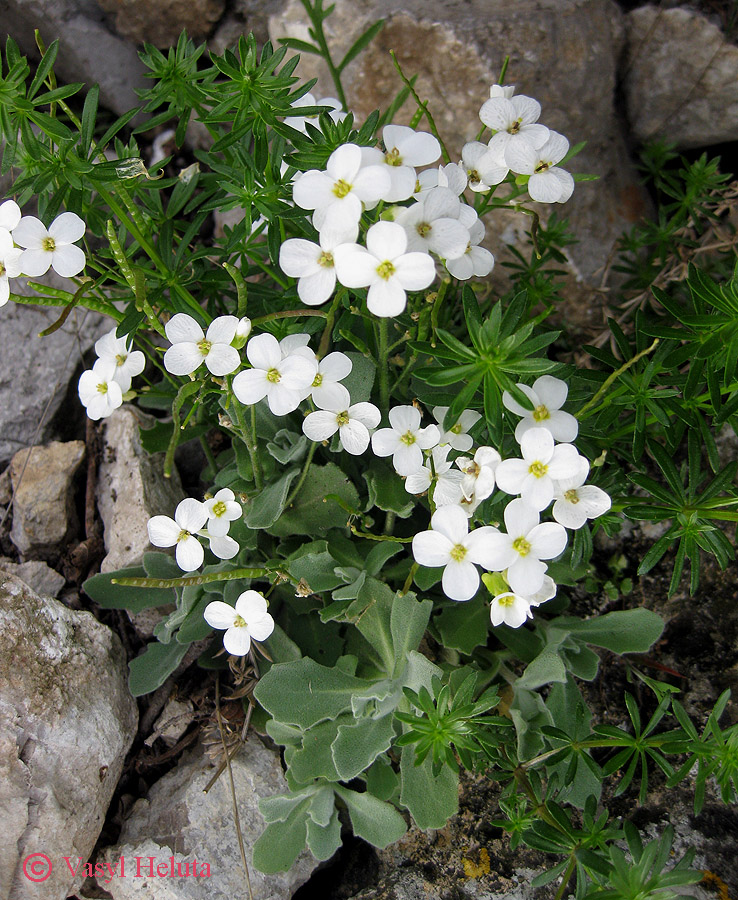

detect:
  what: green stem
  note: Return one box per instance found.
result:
[318,290,344,358]
[300,0,348,109]
[232,396,263,490]
[577,338,660,420]
[251,309,328,326]
[553,858,576,900]
[112,567,273,588]
[389,51,450,163]
[378,317,391,413]
[285,441,317,507]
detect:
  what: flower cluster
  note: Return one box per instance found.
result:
[0,202,87,307]
[78,326,146,420]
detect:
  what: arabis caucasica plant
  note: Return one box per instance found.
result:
[5,8,736,890]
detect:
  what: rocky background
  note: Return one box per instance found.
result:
[1,2,738,899]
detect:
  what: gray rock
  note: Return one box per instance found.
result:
[0,570,137,900]
[101,740,319,900]
[9,440,86,560]
[3,0,147,116]
[624,5,738,150]
[97,406,185,574]
[149,696,195,748]
[96,0,226,47]
[0,557,65,598]
[0,295,108,465]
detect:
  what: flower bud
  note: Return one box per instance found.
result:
[232,316,252,349]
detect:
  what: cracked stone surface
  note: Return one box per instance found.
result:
[0,570,137,900]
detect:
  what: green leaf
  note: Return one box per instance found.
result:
[555,609,664,654]
[337,19,384,71]
[245,468,299,529]
[517,648,568,690]
[83,566,175,613]
[269,463,360,536]
[306,808,342,861]
[365,755,400,801]
[252,797,311,873]
[128,641,188,697]
[287,541,344,592]
[334,786,407,848]
[390,590,432,678]
[80,83,99,152]
[254,657,368,728]
[399,745,458,829]
[341,352,376,403]
[363,462,415,518]
[332,714,396,780]
[432,594,489,654]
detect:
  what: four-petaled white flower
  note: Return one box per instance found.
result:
[14,211,87,278]
[295,349,353,408]
[204,590,275,656]
[405,445,465,506]
[412,504,500,602]
[164,313,241,377]
[361,125,442,202]
[78,359,124,421]
[455,445,502,502]
[433,406,482,452]
[279,222,357,306]
[502,375,579,444]
[505,131,574,204]
[94,327,146,391]
[445,214,494,280]
[302,383,381,455]
[0,227,23,306]
[552,458,612,529]
[204,488,242,537]
[460,141,508,193]
[394,187,470,260]
[284,93,346,133]
[147,498,209,572]
[483,498,568,596]
[333,221,436,318]
[488,573,557,628]
[495,428,582,512]
[371,405,440,476]
[232,332,317,415]
[479,95,550,159]
[292,143,391,233]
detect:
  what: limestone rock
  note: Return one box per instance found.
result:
[0,557,65,598]
[101,740,319,899]
[624,6,738,150]
[2,0,147,116]
[97,406,185,574]
[9,441,86,560]
[96,0,226,47]
[0,571,137,900]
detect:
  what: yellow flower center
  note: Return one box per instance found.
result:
[535,160,551,173]
[376,260,396,280]
[512,536,531,557]
[400,430,416,446]
[509,118,521,135]
[115,353,128,367]
[529,461,548,478]
[464,461,480,476]
[416,222,431,238]
[42,236,56,252]
[450,423,463,434]
[450,543,467,562]
[336,410,350,426]
[233,614,247,628]
[564,489,580,504]
[384,147,403,166]
[197,338,212,356]
[333,179,352,198]
[497,593,516,606]
[177,529,191,542]
[0,263,5,277]
[468,168,481,183]
[312,372,323,387]
[212,500,227,517]
[96,382,108,394]
[318,251,334,268]
[266,367,281,384]
[532,404,550,421]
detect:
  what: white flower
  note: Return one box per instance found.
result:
[479,95,550,159]
[333,221,436,318]
[415,163,467,198]
[505,131,574,204]
[361,125,442,202]
[460,141,508,193]
[495,428,583,512]
[502,375,579,443]
[455,445,502,502]
[203,590,275,656]
[371,405,440,476]
[298,349,353,408]
[552,459,611,529]
[488,574,556,628]
[204,488,242,537]
[163,313,241,377]
[394,187,470,260]
[0,199,21,231]
[292,143,391,233]
[94,327,145,390]
[147,498,209,572]
[302,383,381,455]
[232,332,317,415]
[405,445,465,506]
[279,333,311,358]
[78,359,124,420]
[233,316,252,349]
[484,498,568,596]
[445,214,494,280]
[284,93,346,133]
[207,531,240,560]
[13,211,86,278]
[412,504,500,602]
[488,84,515,100]
[279,221,357,306]
[0,227,23,306]
[433,406,482,452]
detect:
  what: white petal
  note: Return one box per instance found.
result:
[175,498,209,532]
[349,402,381,429]
[298,267,336,306]
[0,199,21,231]
[326,143,362,181]
[147,515,180,547]
[507,556,546,596]
[366,221,407,260]
[412,530,452,567]
[430,504,468,543]
[164,342,204,376]
[339,419,370,455]
[528,522,568,559]
[520,428,554,463]
[49,211,85,244]
[394,252,436,290]
[417,424,441,449]
[303,410,339,442]
[576,485,611,519]
[406,467,431,494]
[465,525,503,568]
[512,95,542,126]
[319,351,352,383]
[204,600,237,630]
[393,442,423,476]
[232,369,269,405]
[279,238,321,277]
[19,248,51,277]
[442,559,480,601]
[547,444,583,480]
[389,405,421,432]
[371,428,400,457]
[533,375,567,410]
[312,379,351,409]
[503,497,539,537]
[246,332,281,370]
[528,171,565,204]
[520,474,553,512]
[293,170,336,210]
[236,590,269,620]
[12,216,48,249]
[206,315,239,344]
[495,458,529,496]
[545,409,579,442]
[502,384,539,417]
[266,385,304,415]
[175,534,204,571]
[280,354,318,390]
[552,498,588,530]
[223,625,251,656]
[248,614,275,642]
[205,344,241,376]
[352,165,393,203]
[504,141,537,176]
[333,244,377,288]
[166,312,204,344]
[367,279,407,317]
